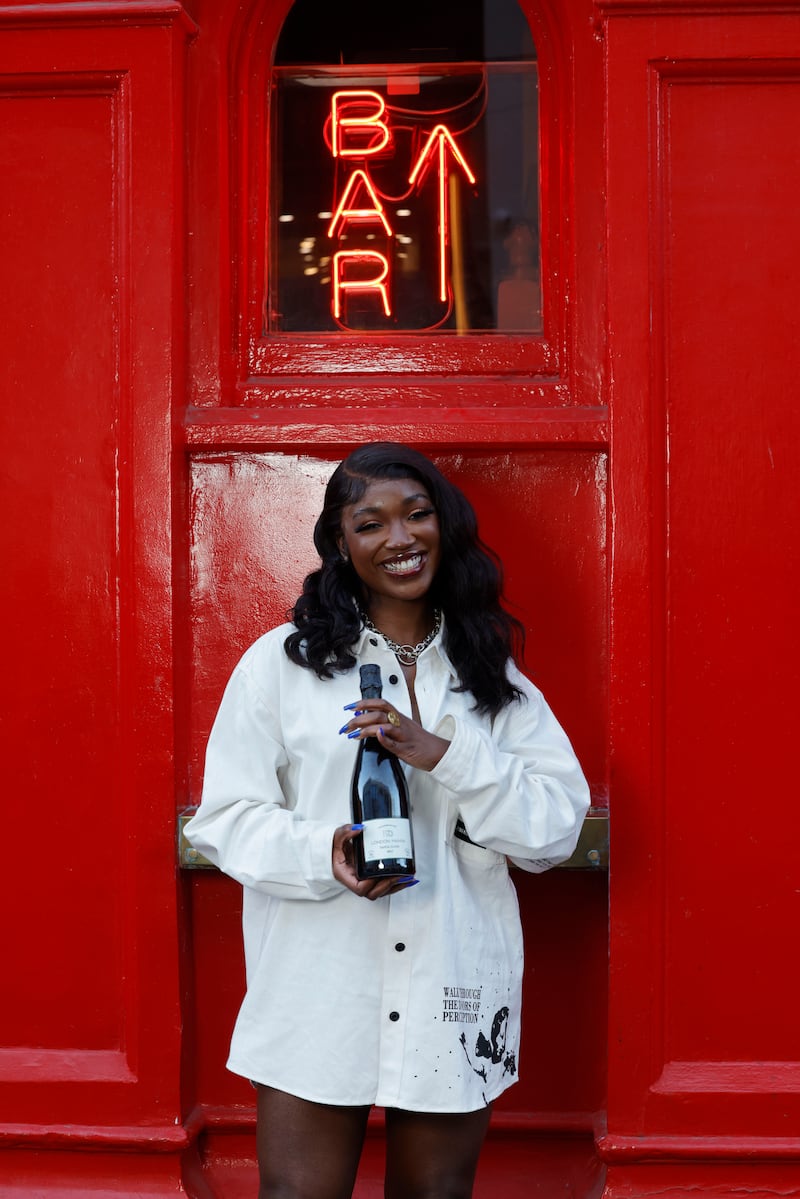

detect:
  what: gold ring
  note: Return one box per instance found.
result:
[387,710,401,727]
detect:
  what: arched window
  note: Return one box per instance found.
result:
[269,0,540,335]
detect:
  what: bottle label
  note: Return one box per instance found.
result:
[362,817,412,862]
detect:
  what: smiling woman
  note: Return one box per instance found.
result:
[183,442,589,1199]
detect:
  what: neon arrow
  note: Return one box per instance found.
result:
[408,125,476,302]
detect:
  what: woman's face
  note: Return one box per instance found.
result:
[338,476,441,606]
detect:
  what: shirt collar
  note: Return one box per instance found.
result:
[354,613,459,682]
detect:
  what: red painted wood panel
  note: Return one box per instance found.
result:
[602,6,800,1184]
[1,84,123,1055]
[660,72,800,1075]
[185,448,608,1128]
[0,10,193,1174]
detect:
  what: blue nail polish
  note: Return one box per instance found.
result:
[398,878,419,889]
[351,823,364,831]
[338,723,350,734]
[347,729,361,739]
[343,701,359,710]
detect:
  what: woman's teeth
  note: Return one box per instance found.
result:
[383,554,423,575]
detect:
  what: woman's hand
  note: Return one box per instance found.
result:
[340,699,450,772]
[332,824,418,901]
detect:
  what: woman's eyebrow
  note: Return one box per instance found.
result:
[351,493,430,518]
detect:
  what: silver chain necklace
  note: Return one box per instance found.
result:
[362,609,442,667]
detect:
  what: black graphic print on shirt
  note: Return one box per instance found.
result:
[441,984,518,1102]
[459,1004,517,1083]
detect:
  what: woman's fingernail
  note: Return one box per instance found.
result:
[398,878,419,889]
[343,701,359,710]
[338,723,350,734]
[351,824,364,831]
[347,729,361,739]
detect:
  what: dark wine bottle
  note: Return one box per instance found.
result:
[351,663,415,880]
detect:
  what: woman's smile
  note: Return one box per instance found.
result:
[380,551,427,576]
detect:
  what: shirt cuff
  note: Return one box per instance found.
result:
[303,819,341,887]
[430,714,472,792]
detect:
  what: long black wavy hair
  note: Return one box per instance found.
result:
[284,443,525,717]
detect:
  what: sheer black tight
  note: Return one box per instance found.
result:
[255,1086,492,1199]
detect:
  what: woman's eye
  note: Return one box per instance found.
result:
[354,521,381,533]
[409,507,435,521]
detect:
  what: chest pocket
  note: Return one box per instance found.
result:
[449,816,506,870]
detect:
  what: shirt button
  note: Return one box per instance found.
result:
[369,637,378,646]
[389,1011,400,1022]
[395,942,405,952]
[389,674,399,685]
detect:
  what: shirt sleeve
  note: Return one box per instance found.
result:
[183,655,343,901]
[430,672,590,873]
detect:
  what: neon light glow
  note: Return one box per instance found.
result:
[322,90,480,326]
[332,251,392,319]
[331,90,391,158]
[327,169,393,239]
[273,57,545,333]
[408,125,476,303]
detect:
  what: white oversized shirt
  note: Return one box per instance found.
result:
[184,622,590,1113]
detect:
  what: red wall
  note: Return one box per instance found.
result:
[1,0,799,1196]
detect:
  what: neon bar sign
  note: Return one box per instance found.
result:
[326,89,476,327]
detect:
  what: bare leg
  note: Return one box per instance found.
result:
[255,1085,370,1199]
[383,1105,493,1199]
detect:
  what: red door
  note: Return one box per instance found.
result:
[601,6,800,1194]
[181,2,608,1192]
[0,7,194,1193]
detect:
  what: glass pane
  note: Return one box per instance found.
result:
[269,59,540,335]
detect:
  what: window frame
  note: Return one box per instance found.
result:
[231,1,567,399]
